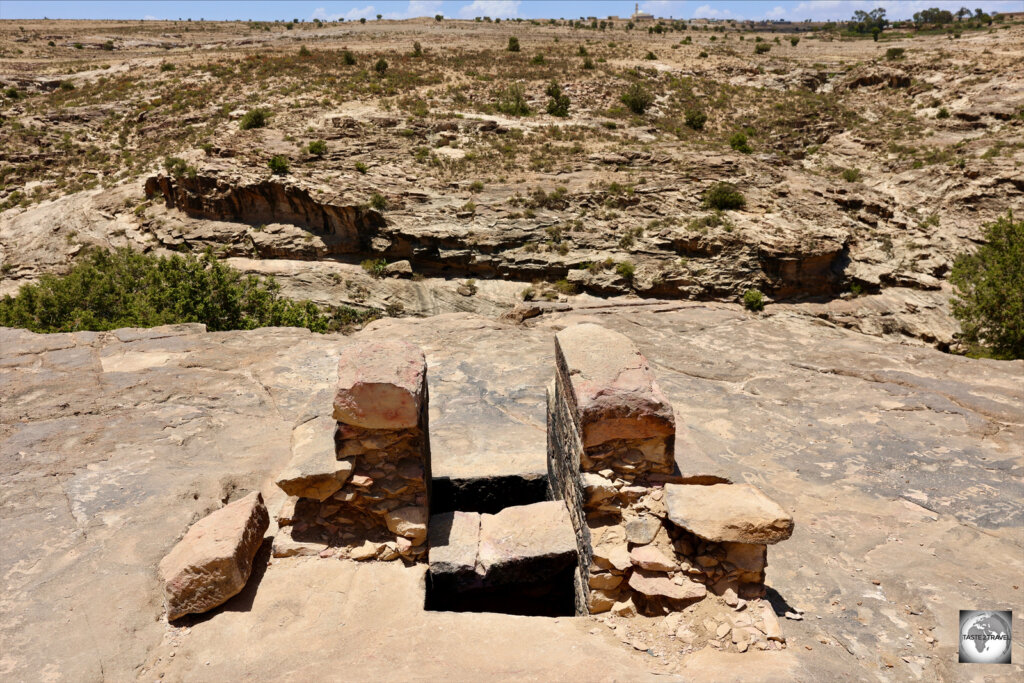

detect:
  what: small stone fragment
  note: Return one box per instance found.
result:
[611,597,638,618]
[350,540,380,561]
[384,506,428,545]
[629,545,676,572]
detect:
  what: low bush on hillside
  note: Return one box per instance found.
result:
[0,248,330,333]
[239,108,270,130]
[545,81,570,117]
[684,109,707,130]
[743,289,765,311]
[950,211,1023,359]
[495,83,531,116]
[703,182,746,210]
[621,82,654,114]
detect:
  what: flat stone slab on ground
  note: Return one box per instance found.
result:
[664,483,794,544]
[428,510,481,577]
[477,500,578,585]
[158,491,270,620]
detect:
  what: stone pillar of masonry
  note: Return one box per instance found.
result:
[548,323,794,618]
[547,323,680,615]
[272,340,431,562]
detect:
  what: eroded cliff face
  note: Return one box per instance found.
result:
[143,174,384,255]
[141,171,853,301]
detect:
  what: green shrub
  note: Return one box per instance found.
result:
[342,50,357,65]
[507,36,520,52]
[495,83,531,116]
[307,140,327,156]
[621,82,654,114]
[374,58,388,74]
[545,81,570,117]
[298,45,311,57]
[355,161,368,174]
[0,248,329,333]
[578,45,588,56]
[160,62,176,72]
[754,43,771,54]
[615,261,636,281]
[684,109,707,130]
[936,107,950,119]
[703,182,746,210]
[743,289,765,311]
[361,258,388,278]
[369,192,388,211]
[239,107,270,130]
[268,155,290,174]
[469,180,484,192]
[644,51,657,60]
[59,80,75,91]
[885,47,905,60]
[729,131,752,153]
[950,211,1023,358]
[698,51,708,58]
[583,56,594,69]
[841,167,861,182]
[531,54,545,64]
[4,87,19,99]
[413,41,423,57]
[790,37,800,46]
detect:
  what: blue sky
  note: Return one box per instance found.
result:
[1,1,1021,22]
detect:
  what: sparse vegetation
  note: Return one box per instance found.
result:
[239,108,270,130]
[495,83,531,116]
[885,47,905,60]
[0,248,330,333]
[841,167,862,182]
[361,258,388,278]
[743,289,765,311]
[703,183,746,211]
[307,140,327,156]
[507,36,520,52]
[729,131,753,154]
[268,155,290,174]
[950,212,1023,358]
[369,192,388,211]
[621,82,654,115]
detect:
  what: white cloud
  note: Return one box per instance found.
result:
[765,6,787,18]
[639,1,689,18]
[311,5,377,21]
[457,1,522,19]
[143,15,160,21]
[692,4,741,19]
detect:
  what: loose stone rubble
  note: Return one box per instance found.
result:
[159,491,269,621]
[272,339,431,563]
[547,322,794,652]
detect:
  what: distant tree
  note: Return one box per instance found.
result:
[435,14,443,22]
[507,36,520,52]
[545,81,570,117]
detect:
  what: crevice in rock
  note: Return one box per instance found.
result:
[430,474,548,515]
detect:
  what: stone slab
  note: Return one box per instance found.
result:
[158,491,269,620]
[628,569,707,602]
[333,340,426,429]
[477,501,578,585]
[428,510,481,577]
[665,484,794,544]
[555,323,675,448]
[275,416,352,501]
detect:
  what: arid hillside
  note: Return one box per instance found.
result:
[1,17,1022,347]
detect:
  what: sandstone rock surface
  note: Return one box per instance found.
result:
[333,340,426,429]
[158,491,269,620]
[665,484,794,544]
[428,510,480,577]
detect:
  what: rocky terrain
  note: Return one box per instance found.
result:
[2,17,1022,348]
[1,14,1023,683]
[1,304,1021,680]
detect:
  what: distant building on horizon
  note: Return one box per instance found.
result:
[631,3,655,23]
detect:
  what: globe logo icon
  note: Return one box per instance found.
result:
[959,610,1012,664]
